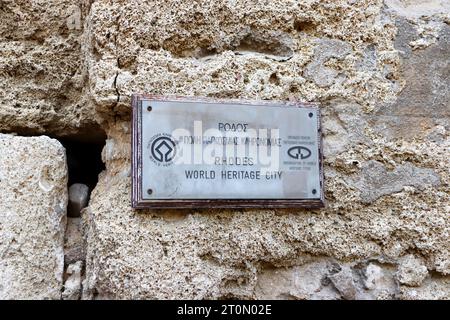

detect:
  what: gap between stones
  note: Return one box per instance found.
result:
[61,137,106,217]
[0,129,107,299]
[59,135,106,300]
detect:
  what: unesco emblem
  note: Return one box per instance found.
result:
[148,133,177,166]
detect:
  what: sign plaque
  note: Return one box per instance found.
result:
[132,95,324,209]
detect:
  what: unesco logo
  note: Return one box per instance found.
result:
[148,134,177,165]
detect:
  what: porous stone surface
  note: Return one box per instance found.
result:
[255,258,341,300]
[80,1,449,300]
[328,265,358,300]
[0,0,101,140]
[86,0,402,117]
[0,134,67,299]
[349,160,441,203]
[64,217,85,265]
[362,262,398,299]
[396,254,429,287]
[256,258,401,300]
[398,277,450,300]
[1,0,449,300]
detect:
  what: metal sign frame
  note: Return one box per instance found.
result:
[131,94,324,209]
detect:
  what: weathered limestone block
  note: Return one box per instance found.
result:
[0,134,67,299]
[82,125,448,299]
[0,0,100,139]
[371,21,450,140]
[396,255,429,287]
[388,0,449,14]
[350,161,441,203]
[304,39,352,88]
[362,263,398,299]
[399,277,450,300]
[328,265,357,300]
[256,258,445,300]
[82,1,450,299]
[86,0,400,116]
[255,258,341,300]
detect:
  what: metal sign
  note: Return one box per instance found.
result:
[132,95,324,209]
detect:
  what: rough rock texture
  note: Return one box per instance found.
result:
[398,276,450,300]
[80,1,450,299]
[396,254,429,286]
[64,217,85,265]
[0,0,102,140]
[0,0,449,300]
[0,134,67,299]
[350,160,441,203]
[62,261,83,300]
[328,265,358,300]
[86,0,402,117]
[255,258,341,300]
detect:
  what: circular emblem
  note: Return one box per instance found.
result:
[148,134,177,166]
[287,146,312,160]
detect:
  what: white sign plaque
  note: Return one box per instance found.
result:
[132,95,324,209]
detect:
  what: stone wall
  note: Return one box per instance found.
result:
[0,0,449,299]
[0,134,67,299]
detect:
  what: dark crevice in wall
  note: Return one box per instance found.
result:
[60,137,106,191]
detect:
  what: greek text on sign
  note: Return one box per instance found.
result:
[132,95,324,209]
